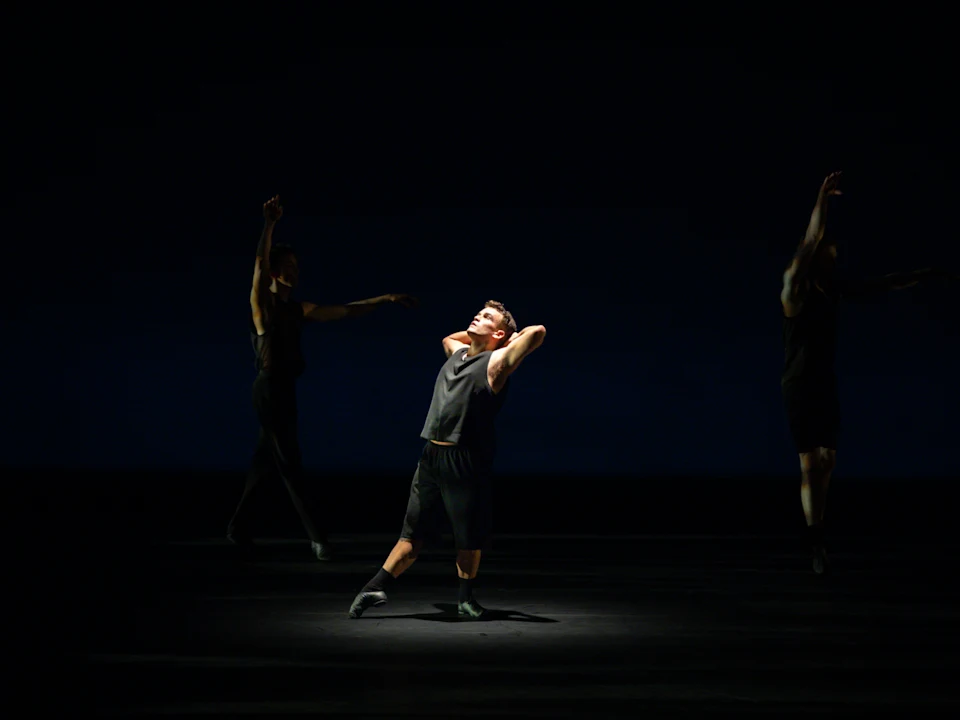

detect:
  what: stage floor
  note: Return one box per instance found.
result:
[85,534,960,716]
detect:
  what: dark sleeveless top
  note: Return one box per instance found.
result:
[782,284,839,386]
[251,296,305,378]
[420,348,509,449]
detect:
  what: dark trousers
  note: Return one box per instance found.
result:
[227,372,326,543]
[400,442,494,550]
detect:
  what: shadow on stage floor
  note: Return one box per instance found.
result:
[79,533,960,716]
[10,469,959,715]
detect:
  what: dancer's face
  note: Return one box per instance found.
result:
[467,307,506,348]
[273,253,299,288]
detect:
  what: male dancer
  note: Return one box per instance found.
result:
[227,195,417,560]
[781,172,951,573]
[348,301,546,618]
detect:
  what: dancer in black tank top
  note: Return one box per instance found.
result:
[781,173,954,574]
[349,301,546,619]
[227,195,418,560]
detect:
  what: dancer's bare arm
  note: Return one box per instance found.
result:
[841,268,957,300]
[250,196,282,336]
[781,172,842,316]
[487,325,547,393]
[303,294,418,322]
[442,331,471,358]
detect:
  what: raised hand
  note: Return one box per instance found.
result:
[263,195,283,224]
[819,171,842,199]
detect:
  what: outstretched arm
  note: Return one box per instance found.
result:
[302,293,418,322]
[250,196,283,336]
[781,172,842,315]
[488,325,547,393]
[841,268,956,300]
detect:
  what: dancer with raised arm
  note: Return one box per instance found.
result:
[781,173,953,573]
[228,195,417,560]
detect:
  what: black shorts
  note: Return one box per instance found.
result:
[400,442,494,550]
[782,378,840,454]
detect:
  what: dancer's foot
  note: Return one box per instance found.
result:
[227,532,255,557]
[312,541,334,561]
[812,545,830,575]
[348,590,387,618]
[457,598,486,619]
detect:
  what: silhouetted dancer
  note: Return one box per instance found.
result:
[227,195,417,560]
[781,172,954,573]
[349,301,546,618]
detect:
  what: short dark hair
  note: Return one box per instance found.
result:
[270,243,297,269]
[485,300,517,347]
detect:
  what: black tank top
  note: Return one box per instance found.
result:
[782,284,838,385]
[420,348,509,449]
[251,296,305,378]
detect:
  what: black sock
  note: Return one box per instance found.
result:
[807,523,825,548]
[363,567,395,593]
[458,577,474,604]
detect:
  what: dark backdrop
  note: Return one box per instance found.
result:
[4,28,957,539]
